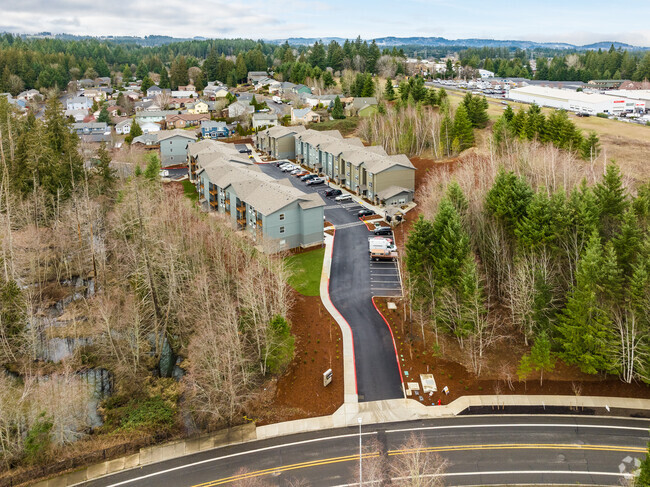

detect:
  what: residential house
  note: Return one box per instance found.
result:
[140,122,161,134]
[189,139,325,251]
[132,133,160,148]
[96,77,112,86]
[201,120,229,139]
[252,112,279,129]
[178,84,196,92]
[169,97,195,109]
[146,85,163,98]
[186,100,209,114]
[78,79,95,88]
[64,109,87,123]
[122,90,140,102]
[67,96,92,111]
[71,122,112,143]
[263,79,282,93]
[0,93,26,111]
[254,77,275,89]
[135,110,178,124]
[291,107,321,125]
[256,125,306,159]
[293,84,312,95]
[292,129,415,205]
[17,89,40,101]
[83,89,106,101]
[171,90,198,98]
[228,101,254,118]
[158,129,197,167]
[106,105,121,117]
[279,82,297,95]
[247,71,269,84]
[345,97,378,117]
[115,119,133,135]
[165,112,210,129]
[478,69,495,79]
[302,93,337,109]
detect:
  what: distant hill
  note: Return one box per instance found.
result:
[268,36,648,51]
[16,33,649,50]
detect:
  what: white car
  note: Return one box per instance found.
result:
[290,168,302,175]
[281,165,296,172]
[279,162,293,169]
[335,194,352,202]
[159,169,169,177]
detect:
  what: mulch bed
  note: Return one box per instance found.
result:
[373,297,650,407]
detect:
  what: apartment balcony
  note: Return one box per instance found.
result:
[236,218,246,228]
[236,203,245,211]
[209,188,218,196]
[209,200,218,208]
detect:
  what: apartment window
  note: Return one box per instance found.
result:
[279,226,285,234]
[279,213,285,221]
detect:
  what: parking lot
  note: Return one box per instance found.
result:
[369,257,402,297]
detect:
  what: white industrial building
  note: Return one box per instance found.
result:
[508,86,645,115]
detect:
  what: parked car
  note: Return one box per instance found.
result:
[324,189,342,197]
[238,148,252,154]
[276,161,291,167]
[159,169,169,177]
[335,194,352,202]
[290,168,302,175]
[358,209,375,217]
[373,226,392,236]
[281,164,296,172]
[306,177,325,186]
[301,174,317,181]
[295,171,309,177]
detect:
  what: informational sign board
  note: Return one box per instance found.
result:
[323,368,333,387]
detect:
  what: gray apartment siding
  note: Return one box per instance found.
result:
[199,170,323,251]
[274,135,297,159]
[161,136,193,167]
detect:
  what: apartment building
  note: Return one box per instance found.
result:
[188,140,325,251]
[294,130,415,206]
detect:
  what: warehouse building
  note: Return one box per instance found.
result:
[187,140,325,251]
[508,86,644,115]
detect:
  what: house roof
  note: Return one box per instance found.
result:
[292,108,315,119]
[259,125,306,139]
[201,120,228,129]
[68,96,91,105]
[157,129,198,142]
[195,140,325,215]
[115,119,132,128]
[252,112,278,121]
[132,133,160,145]
[376,186,414,200]
[350,97,378,109]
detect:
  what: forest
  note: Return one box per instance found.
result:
[406,123,650,381]
[0,96,294,470]
[2,33,649,96]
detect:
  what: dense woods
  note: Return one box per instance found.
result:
[2,33,649,96]
[0,97,294,468]
[407,138,650,381]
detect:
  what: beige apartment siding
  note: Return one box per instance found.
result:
[275,136,297,159]
[372,166,415,195]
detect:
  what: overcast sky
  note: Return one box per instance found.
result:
[0,0,648,47]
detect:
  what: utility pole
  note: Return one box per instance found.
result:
[358,417,363,485]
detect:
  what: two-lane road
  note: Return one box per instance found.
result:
[84,415,649,486]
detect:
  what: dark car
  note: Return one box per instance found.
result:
[238,148,252,154]
[301,174,317,181]
[358,209,375,217]
[373,226,392,236]
[306,177,325,186]
[325,189,342,197]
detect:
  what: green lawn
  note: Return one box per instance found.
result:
[181,180,199,202]
[285,247,325,296]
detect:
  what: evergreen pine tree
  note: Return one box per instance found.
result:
[159,68,170,89]
[594,163,629,239]
[486,167,534,232]
[515,190,555,252]
[452,104,474,151]
[384,79,395,101]
[95,142,116,195]
[97,105,110,124]
[331,96,345,119]
[612,207,642,280]
[581,131,601,161]
[431,199,470,288]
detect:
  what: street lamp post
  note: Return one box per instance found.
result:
[358,417,363,486]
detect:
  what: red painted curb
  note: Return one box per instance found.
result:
[371,296,405,391]
[325,229,358,395]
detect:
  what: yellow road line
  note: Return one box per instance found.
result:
[192,444,645,486]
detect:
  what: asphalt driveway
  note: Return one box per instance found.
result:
[259,163,404,401]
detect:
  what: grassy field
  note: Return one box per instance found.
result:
[444,88,650,181]
[181,180,199,202]
[309,117,361,136]
[285,247,325,296]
